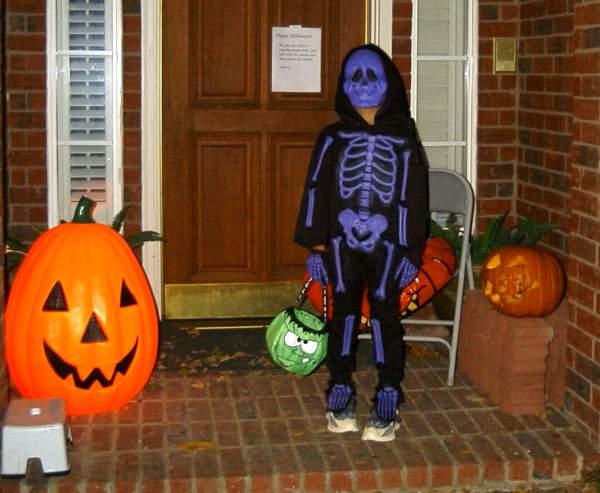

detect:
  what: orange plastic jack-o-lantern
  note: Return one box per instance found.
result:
[5,197,159,415]
[482,246,565,318]
[306,237,457,321]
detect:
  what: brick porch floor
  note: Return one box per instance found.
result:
[1,348,598,493]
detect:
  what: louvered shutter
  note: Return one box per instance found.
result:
[413,0,471,176]
[52,0,121,225]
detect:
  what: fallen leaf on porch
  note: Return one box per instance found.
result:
[218,351,247,363]
[144,381,165,391]
[407,343,440,358]
[464,394,486,403]
[217,375,226,383]
[291,431,305,437]
[191,382,205,390]
[177,440,217,452]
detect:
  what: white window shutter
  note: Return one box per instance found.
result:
[412,0,472,176]
[49,0,121,225]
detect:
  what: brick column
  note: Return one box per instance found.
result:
[477,1,520,230]
[5,0,47,242]
[517,0,574,265]
[1,0,9,410]
[122,0,142,237]
[392,0,412,94]
[567,0,600,450]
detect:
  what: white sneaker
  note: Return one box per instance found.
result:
[326,398,359,433]
[361,412,400,442]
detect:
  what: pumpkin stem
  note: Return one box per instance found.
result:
[71,196,96,224]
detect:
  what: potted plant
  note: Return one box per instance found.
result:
[430,211,557,318]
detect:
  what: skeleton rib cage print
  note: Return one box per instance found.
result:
[305,131,414,255]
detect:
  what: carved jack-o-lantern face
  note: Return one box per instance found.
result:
[6,200,158,415]
[482,246,565,318]
[41,279,140,390]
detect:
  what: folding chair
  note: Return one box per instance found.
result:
[359,168,475,386]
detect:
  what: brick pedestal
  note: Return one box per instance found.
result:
[458,290,565,415]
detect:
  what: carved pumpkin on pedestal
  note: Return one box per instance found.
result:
[5,197,159,415]
[482,246,565,318]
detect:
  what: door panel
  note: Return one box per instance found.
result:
[190,0,260,106]
[191,134,260,282]
[269,134,316,278]
[163,0,366,318]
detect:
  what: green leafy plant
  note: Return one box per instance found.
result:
[110,205,164,249]
[5,198,163,273]
[5,237,30,274]
[430,211,556,266]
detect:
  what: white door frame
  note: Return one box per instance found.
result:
[141,0,163,314]
[140,0,393,316]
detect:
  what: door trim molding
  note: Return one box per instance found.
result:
[142,1,392,317]
[141,0,163,315]
[368,0,393,56]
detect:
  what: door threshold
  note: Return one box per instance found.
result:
[162,318,272,331]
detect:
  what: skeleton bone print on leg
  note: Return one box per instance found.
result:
[337,131,406,252]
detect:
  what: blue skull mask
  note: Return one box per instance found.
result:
[343,49,388,109]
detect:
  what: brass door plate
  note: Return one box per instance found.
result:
[493,38,516,73]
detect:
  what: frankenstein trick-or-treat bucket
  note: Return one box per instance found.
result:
[266,280,327,376]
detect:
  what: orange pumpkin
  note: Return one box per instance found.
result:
[5,197,159,415]
[306,237,456,320]
[482,246,565,317]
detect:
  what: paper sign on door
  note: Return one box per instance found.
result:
[272,26,321,93]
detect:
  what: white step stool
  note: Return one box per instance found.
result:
[1,398,71,476]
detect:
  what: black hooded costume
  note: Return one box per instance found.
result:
[294,44,429,411]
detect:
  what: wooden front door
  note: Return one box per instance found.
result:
[163,0,366,319]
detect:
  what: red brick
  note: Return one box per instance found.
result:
[379,467,402,489]
[6,32,45,51]
[576,3,600,25]
[479,92,517,108]
[112,482,138,493]
[302,472,325,492]
[480,22,519,38]
[355,470,377,491]
[571,397,600,435]
[395,437,428,487]
[502,4,518,20]
[576,307,600,338]
[329,471,352,492]
[567,325,594,358]
[421,437,453,487]
[442,435,480,485]
[224,477,245,493]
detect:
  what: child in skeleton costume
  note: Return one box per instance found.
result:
[294,44,429,442]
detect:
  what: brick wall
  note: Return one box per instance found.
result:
[477,1,520,230]
[1,0,9,410]
[122,0,142,237]
[392,0,413,94]
[5,0,142,243]
[566,0,600,450]
[517,0,574,264]
[5,0,46,243]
